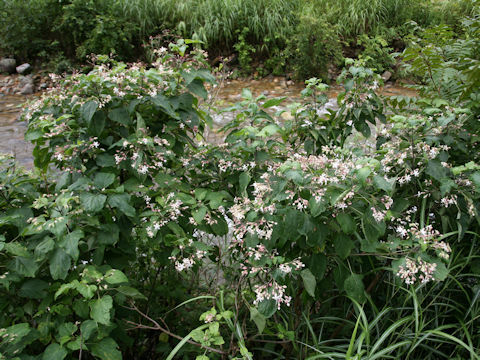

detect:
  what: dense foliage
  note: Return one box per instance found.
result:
[1,12,480,360]
[0,0,477,78]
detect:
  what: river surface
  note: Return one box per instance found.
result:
[0,76,417,169]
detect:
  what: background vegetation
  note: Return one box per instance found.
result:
[0,0,477,78]
[1,6,480,358]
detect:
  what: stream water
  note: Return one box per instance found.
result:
[0,76,417,169]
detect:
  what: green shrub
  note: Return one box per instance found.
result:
[288,10,343,80]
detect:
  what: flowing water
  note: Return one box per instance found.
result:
[0,75,417,169]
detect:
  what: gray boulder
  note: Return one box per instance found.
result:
[19,75,35,95]
[20,83,34,95]
[0,58,16,74]
[381,70,392,82]
[16,63,31,74]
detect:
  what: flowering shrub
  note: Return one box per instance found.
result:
[1,37,480,359]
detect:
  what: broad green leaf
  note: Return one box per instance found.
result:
[75,282,97,299]
[49,248,71,280]
[263,97,286,108]
[344,274,366,303]
[192,206,208,224]
[10,256,38,277]
[19,279,49,299]
[80,320,98,341]
[301,269,316,297]
[5,242,29,257]
[309,198,325,217]
[90,338,122,360]
[80,193,107,213]
[334,234,355,259]
[94,172,115,189]
[250,307,266,333]
[42,343,67,360]
[194,188,208,201]
[90,295,113,325]
[116,286,146,299]
[187,78,208,99]
[373,175,394,192]
[105,269,129,285]
[81,101,98,126]
[336,213,356,234]
[89,111,106,136]
[357,167,371,183]
[434,261,449,281]
[108,194,135,217]
[108,108,131,125]
[61,230,83,261]
[34,237,55,260]
[306,253,327,279]
[426,160,448,181]
[258,299,277,318]
[239,172,251,196]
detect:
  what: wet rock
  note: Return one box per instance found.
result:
[0,58,16,74]
[20,83,34,95]
[281,111,293,121]
[381,71,392,82]
[18,75,35,95]
[16,63,31,74]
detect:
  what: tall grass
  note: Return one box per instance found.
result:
[285,239,480,359]
[117,0,297,50]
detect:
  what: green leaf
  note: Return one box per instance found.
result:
[187,78,208,99]
[258,124,280,137]
[373,175,394,192]
[81,101,98,126]
[34,237,55,260]
[96,154,116,167]
[80,193,107,213]
[194,188,208,201]
[263,97,286,108]
[336,213,356,234]
[116,286,146,299]
[192,206,208,224]
[108,108,131,125]
[61,230,83,261]
[309,198,325,217]
[80,320,98,341]
[306,253,327,279]
[108,194,135,217]
[357,167,371,183]
[426,160,448,181]
[42,343,67,360]
[239,172,251,196]
[10,256,38,277]
[5,242,30,257]
[49,248,71,280]
[344,274,366,303]
[301,269,316,297]
[90,295,113,325]
[334,234,355,259]
[19,279,49,299]
[91,338,122,360]
[105,269,129,285]
[250,307,266,333]
[434,261,449,281]
[89,111,106,136]
[258,299,277,318]
[94,172,115,189]
[470,172,480,192]
[75,282,97,299]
